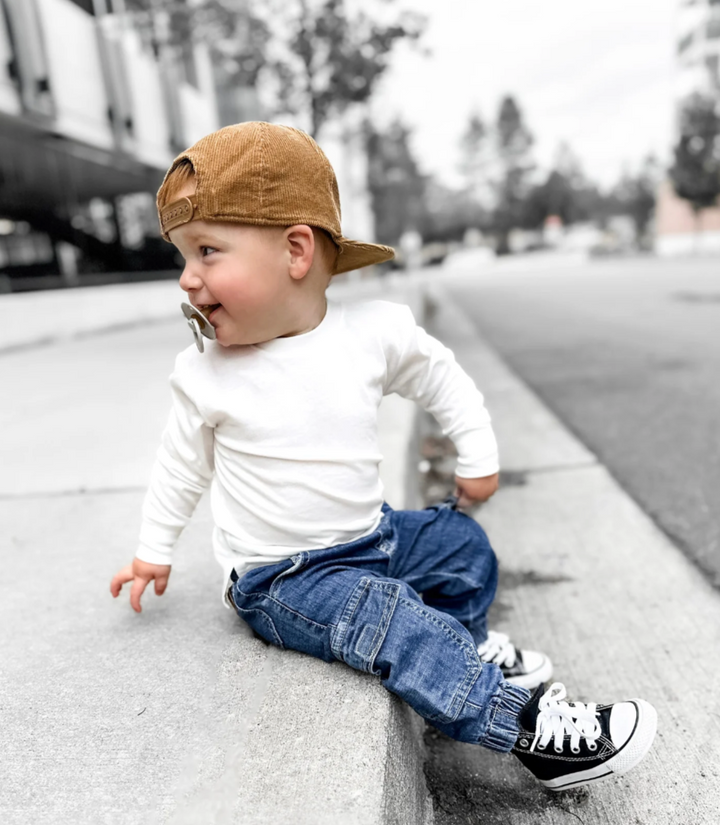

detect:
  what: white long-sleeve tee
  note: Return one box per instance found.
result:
[135,298,499,606]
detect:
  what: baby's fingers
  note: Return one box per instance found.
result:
[110,564,134,598]
[453,486,474,509]
[129,576,151,613]
[154,573,170,596]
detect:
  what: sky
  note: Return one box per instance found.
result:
[369,0,678,190]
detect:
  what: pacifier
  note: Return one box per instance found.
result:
[181,302,217,353]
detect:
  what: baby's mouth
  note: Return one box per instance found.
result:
[195,303,221,320]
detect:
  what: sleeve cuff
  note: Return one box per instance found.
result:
[135,545,173,567]
[452,427,500,478]
[455,457,500,479]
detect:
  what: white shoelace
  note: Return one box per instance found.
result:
[530,683,602,754]
[477,630,517,668]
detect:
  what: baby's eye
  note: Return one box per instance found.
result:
[200,246,217,257]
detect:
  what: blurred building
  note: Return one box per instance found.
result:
[657,0,720,255]
[675,0,720,96]
[0,0,376,291]
[0,0,240,287]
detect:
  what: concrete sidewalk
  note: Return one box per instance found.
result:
[0,271,399,353]
[422,279,720,823]
[5,265,716,823]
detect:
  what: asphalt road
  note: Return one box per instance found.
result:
[445,255,720,587]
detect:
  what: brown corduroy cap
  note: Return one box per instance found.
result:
[157,121,395,275]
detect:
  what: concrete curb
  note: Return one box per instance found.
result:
[0,280,186,354]
[0,275,436,825]
[186,280,434,825]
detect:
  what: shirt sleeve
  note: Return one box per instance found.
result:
[135,367,215,566]
[383,304,499,478]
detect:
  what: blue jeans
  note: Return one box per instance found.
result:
[229,500,530,752]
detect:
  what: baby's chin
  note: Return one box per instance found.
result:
[214,327,268,348]
[214,315,298,347]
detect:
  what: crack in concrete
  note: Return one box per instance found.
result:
[0,485,147,500]
[0,316,178,358]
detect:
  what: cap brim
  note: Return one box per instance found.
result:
[334,237,395,275]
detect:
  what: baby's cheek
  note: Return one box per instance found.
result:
[227,272,272,308]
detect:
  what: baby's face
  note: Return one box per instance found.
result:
[169,183,301,347]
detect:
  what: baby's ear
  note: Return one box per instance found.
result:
[285,225,315,279]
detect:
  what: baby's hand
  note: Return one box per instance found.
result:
[454,473,499,508]
[110,558,171,613]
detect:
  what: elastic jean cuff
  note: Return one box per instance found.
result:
[480,681,531,753]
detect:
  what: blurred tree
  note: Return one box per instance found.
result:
[670,93,720,220]
[612,155,662,247]
[125,0,270,88]
[127,0,425,139]
[522,142,599,230]
[418,178,486,244]
[491,96,534,254]
[264,0,426,138]
[458,111,493,215]
[522,171,575,229]
[365,118,427,248]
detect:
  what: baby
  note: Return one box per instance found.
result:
[110,121,656,792]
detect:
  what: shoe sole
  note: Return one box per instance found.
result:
[541,699,657,792]
[504,655,554,690]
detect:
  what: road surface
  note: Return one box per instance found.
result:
[445,255,720,587]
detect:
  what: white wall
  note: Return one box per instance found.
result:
[36,0,114,149]
[656,231,720,256]
[120,26,174,168]
[0,12,21,115]
[177,45,219,147]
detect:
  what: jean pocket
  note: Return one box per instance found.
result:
[331,577,401,675]
[268,552,309,599]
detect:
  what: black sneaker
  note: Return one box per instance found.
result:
[477,630,553,690]
[512,682,657,791]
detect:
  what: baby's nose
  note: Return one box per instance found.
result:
[179,265,203,292]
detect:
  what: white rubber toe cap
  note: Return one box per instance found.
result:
[505,651,554,690]
[609,701,638,748]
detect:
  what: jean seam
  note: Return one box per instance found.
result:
[235,587,329,631]
[331,576,372,661]
[396,594,480,723]
[421,570,485,591]
[488,692,502,737]
[481,682,528,752]
[449,665,483,723]
[267,595,329,630]
[268,553,306,599]
[397,596,475,650]
[234,606,284,648]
